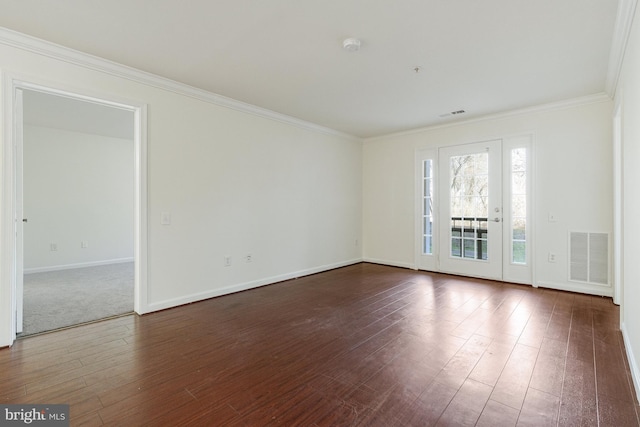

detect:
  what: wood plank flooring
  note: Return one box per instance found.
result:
[1,263,638,426]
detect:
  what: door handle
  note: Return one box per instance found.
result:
[493,217,501,222]
[22,218,27,223]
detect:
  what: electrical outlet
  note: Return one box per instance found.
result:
[81,241,89,248]
[245,254,252,263]
[50,243,57,252]
[224,256,231,267]
[548,252,557,263]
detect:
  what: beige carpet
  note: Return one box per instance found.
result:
[21,262,134,336]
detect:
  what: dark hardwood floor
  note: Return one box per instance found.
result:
[1,263,638,426]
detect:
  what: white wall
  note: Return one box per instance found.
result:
[0,36,363,346]
[617,0,640,400]
[363,99,613,296]
[23,125,134,272]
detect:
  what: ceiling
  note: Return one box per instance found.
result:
[0,1,620,138]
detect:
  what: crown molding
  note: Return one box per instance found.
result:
[0,27,359,141]
[605,0,638,97]
[365,93,612,142]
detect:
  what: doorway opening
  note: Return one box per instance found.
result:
[2,78,147,344]
[19,89,135,336]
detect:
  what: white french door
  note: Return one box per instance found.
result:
[438,140,503,280]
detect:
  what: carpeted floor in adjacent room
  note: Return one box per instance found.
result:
[21,262,134,336]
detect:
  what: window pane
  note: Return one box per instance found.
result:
[480,240,488,260]
[513,241,526,264]
[512,171,526,195]
[478,197,489,217]
[463,196,476,217]
[513,218,526,240]
[449,152,489,261]
[424,198,432,216]
[424,236,432,254]
[479,221,488,236]
[422,159,434,255]
[463,221,475,238]
[451,197,462,217]
[512,195,526,218]
[463,239,476,258]
[461,156,475,176]
[512,148,526,171]
[511,148,527,265]
[451,218,461,237]
[451,238,462,257]
[474,175,488,197]
[475,154,489,174]
[424,159,432,179]
[451,176,462,197]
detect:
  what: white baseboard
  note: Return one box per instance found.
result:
[621,322,640,402]
[535,280,613,297]
[362,257,414,270]
[24,257,134,274]
[145,258,363,313]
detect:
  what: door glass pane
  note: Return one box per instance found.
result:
[451,238,462,257]
[479,197,489,217]
[480,240,488,260]
[474,175,488,197]
[463,239,476,258]
[451,218,461,237]
[449,152,489,261]
[451,197,462,217]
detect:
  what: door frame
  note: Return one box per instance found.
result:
[612,100,622,306]
[438,140,503,280]
[1,73,148,346]
[414,148,438,272]
[414,135,534,285]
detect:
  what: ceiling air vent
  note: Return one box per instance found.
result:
[439,109,466,118]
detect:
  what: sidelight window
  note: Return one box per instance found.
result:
[511,148,527,264]
[422,160,434,254]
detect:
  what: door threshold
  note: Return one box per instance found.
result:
[16,312,135,339]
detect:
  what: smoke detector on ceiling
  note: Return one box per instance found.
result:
[343,38,361,52]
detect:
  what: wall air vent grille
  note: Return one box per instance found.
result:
[569,231,609,286]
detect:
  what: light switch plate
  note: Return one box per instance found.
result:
[161,212,171,225]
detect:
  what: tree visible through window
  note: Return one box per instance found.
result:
[449,153,489,260]
[511,148,527,264]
